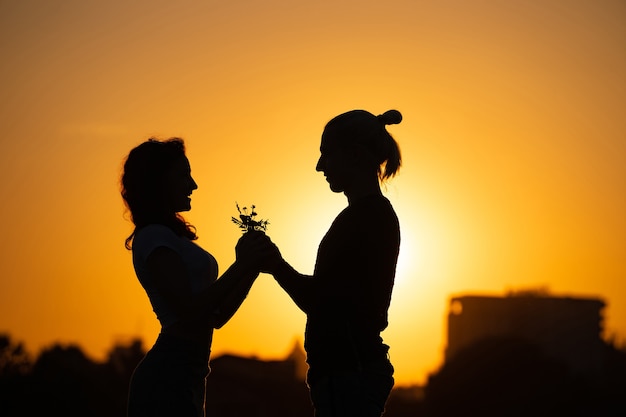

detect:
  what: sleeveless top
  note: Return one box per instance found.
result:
[132,224,218,330]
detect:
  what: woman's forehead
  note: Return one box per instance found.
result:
[167,155,191,172]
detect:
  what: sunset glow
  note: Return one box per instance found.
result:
[0,0,624,387]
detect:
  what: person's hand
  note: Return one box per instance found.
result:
[235,231,283,273]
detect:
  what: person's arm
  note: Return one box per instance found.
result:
[208,231,274,328]
[146,234,265,330]
[207,260,259,328]
[247,232,319,314]
[268,255,317,315]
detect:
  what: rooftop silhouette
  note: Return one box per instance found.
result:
[446,291,606,375]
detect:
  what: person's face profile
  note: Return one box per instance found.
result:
[316,131,355,193]
[162,156,198,213]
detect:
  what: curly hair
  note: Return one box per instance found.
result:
[120,137,197,249]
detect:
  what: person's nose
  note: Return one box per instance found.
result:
[316,156,324,172]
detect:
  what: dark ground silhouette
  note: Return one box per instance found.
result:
[0,334,425,416]
[1,332,624,416]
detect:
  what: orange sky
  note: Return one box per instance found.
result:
[0,0,624,386]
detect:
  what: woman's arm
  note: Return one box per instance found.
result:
[208,231,275,328]
[207,260,258,328]
[145,234,265,330]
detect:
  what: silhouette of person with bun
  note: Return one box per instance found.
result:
[120,138,269,417]
[262,110,403,416]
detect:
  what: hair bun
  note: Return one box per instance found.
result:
[377,109,402,126]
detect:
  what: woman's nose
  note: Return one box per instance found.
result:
[316,156,324,172]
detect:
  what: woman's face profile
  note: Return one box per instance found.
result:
[162,156,198,213]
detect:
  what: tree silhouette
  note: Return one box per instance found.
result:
[0,335,145,417]
[0,334,33,415]
[0,334,32,376]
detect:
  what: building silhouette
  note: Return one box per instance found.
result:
[445,291,606,375]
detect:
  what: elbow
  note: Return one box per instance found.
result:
[297,303,311,315]
[213,317,228,329]
[210,311,229,329]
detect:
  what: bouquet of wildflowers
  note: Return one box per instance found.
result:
[231,203,269,233]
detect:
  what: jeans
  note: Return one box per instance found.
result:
[308,359,394,417]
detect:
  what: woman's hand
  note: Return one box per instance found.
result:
[235,231,284,273]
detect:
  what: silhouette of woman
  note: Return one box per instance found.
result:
[120,138,267,417]
[262,110,403,417]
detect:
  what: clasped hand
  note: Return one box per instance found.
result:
[235,230,283,274]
